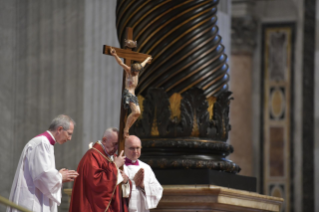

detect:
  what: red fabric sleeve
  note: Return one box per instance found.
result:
[69,149,118,212]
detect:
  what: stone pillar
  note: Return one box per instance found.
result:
[302,0,316,211]
[82,0,122,155]
[229,0,257,177]
[315,1,319,211]
[0,1,17,211]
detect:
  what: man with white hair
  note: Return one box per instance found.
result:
[124,135,163,212]
[7,114,79,212]
[69,128,130,212]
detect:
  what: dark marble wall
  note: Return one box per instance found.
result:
[302,0,316,211]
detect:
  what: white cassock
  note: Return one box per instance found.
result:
[7,131,62,212]
[124,159,163,212]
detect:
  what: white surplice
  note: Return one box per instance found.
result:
[7,131,62,212]
[124,160,163,212]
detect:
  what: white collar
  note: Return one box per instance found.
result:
[46,130,56,142]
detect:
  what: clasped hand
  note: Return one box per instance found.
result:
[133,168,144,189]
[59,168,79,183]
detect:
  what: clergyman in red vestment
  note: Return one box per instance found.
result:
[69,128,131,212]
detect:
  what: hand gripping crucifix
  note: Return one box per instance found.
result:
[103,27,152,154]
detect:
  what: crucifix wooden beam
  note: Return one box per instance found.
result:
[102,27,151,158]
[103,45,151,65]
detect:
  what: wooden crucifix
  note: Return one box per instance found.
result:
[103,27,152,155]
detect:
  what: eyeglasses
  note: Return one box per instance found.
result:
[128,147,141,151]
[64,130,73,136]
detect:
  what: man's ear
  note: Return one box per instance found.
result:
[102,136,107,142]
[57,126,64,133]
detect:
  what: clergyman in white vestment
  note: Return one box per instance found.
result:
[7,115,79,212]
[123,135,163,212]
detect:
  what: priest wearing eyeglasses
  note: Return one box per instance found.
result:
[7,114,79,212]
[124,135,163,212]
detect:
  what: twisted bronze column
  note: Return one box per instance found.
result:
[116,0,240,173]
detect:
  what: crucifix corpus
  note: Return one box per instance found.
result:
[103,27,152,154]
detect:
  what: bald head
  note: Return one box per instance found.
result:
[125,135,141,146]
[125,135,142,161]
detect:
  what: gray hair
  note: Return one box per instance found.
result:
[103,128,119,140]
[48,114,75,131]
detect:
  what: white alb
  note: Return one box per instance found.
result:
[124,160,163,212]
[7,131,62,212]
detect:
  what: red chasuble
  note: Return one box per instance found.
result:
[69,142,130,212]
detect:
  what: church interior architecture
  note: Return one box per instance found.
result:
[1,0,319,212]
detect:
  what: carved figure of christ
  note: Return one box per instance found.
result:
[102,27,152,154]
[110,48,152,138]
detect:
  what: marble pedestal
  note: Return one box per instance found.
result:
[64,185,283,212]
[151,185,283,212]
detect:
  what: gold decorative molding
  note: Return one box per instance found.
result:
[0,196,32,212]
[64,188,72,196]
[169,93,182,120]
[151,108,160,136]
[191,114,200,137]
[64,189,72,205]
[207,96,216,120]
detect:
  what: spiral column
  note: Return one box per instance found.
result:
[116,0,228,97]
[116,0,241,174]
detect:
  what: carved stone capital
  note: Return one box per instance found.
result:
[231,0,257,54]
[232,0,255,17]
[129,88,240,173]
[231,16,257,54]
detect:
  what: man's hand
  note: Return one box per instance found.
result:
[59,168,79,183]
[133,168,144,188]
[110,47,117,56]
[114,150,125,168]
[120,170,129,184]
